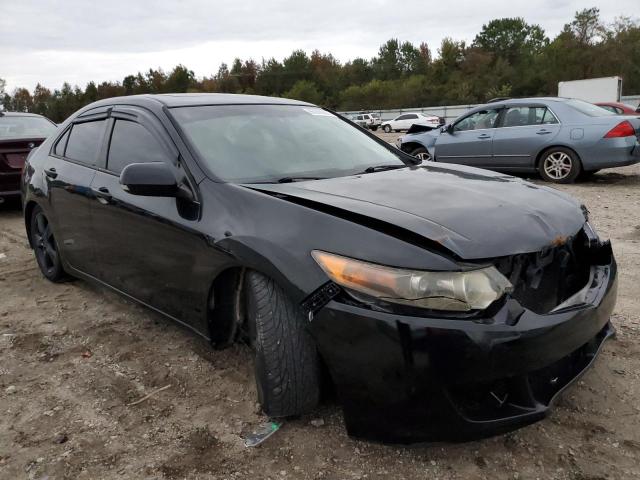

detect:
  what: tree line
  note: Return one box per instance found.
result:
[1,7,639,123]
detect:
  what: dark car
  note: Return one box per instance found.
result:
[0,111,56,201]
[22,94,617,443]
[595,101,640,115]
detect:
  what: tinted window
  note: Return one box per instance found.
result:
[65,120,107,165]
[407,114,419,119]
[171,105,405,183]
[396,115,409,120]
[454,109,500,131]
[107,120,170,174]
[54,128,70,156]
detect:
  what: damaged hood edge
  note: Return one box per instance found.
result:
[242,167,587,260]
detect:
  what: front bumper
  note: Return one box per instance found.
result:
[310,259,617,443]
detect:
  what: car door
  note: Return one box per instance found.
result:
[88,107,217,330]
[491,105,561,169]
[390,114,406,130]
[402,114,419,130]
[46,113,109,274]
[434,108,500,166]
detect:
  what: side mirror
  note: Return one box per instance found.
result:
[442,124,454,134]
[120,162,179,197]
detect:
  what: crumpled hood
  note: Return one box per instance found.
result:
[248,163,586,260]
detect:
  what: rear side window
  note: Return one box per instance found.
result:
[502,107,559,127]
[65,120,107,165]
[407,114,419,119]
[107,120,170,175]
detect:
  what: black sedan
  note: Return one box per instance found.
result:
[22,94,617,443]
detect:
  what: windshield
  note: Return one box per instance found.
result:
[565,99,616,117]
[0,115,56,140]
[171,105,406,183]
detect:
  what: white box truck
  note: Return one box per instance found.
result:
[558,76,622,103]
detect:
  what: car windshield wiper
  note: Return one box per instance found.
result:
[358,164,407,174]
[276,176,327,183]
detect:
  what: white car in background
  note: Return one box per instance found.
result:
[382,112,442,133]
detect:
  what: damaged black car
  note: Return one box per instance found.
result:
[22,94,617,443]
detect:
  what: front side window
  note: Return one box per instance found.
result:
[396,115,409,121]
[0,115,56,140]
[171,105,405,183]
[54,128,70,156]
[454,109,500,132]
[65,120,107,165]
[107,120,170,174]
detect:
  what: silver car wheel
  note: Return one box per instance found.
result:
[543,152,572,180]
[414,151,431,161]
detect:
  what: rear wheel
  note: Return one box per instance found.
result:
[538,147,582,183]
[29,206,67,282]
[410,147,432,162]
[383,125,392,133]
[370,126,378,132]
[244,271,321,417]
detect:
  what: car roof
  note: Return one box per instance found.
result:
[0,111,48,118]
[84,93,314,110]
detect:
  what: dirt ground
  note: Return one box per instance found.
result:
[1,155,640,479]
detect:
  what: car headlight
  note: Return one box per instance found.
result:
[312,251,513,312]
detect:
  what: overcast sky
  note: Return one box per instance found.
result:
[1,0,637,92]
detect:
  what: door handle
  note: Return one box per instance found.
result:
[44,167,58,179]
[93,186,112,204]
[536,130,552,135]
[477,134,491,139]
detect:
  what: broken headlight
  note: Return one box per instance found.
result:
[312,251,513,312]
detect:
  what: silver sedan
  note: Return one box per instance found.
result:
[398,97,640,183]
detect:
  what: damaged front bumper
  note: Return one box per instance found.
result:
[310,249,617,444]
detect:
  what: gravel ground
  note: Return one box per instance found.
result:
[1,156,639,479]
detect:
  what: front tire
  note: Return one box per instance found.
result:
[29,206,67,282]
[410,147,432,162]
[383,125,392,133]
[244,271,321,417]
[538,147,582,183]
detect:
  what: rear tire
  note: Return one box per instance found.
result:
[29,206,68,282]
[538,147,582,184]
[244,271,321,417]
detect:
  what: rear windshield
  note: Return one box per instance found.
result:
[565,99,616,117]
[170,105,405,183]
[0,115,57,140]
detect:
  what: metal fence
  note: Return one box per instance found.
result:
[340,95,640,123]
